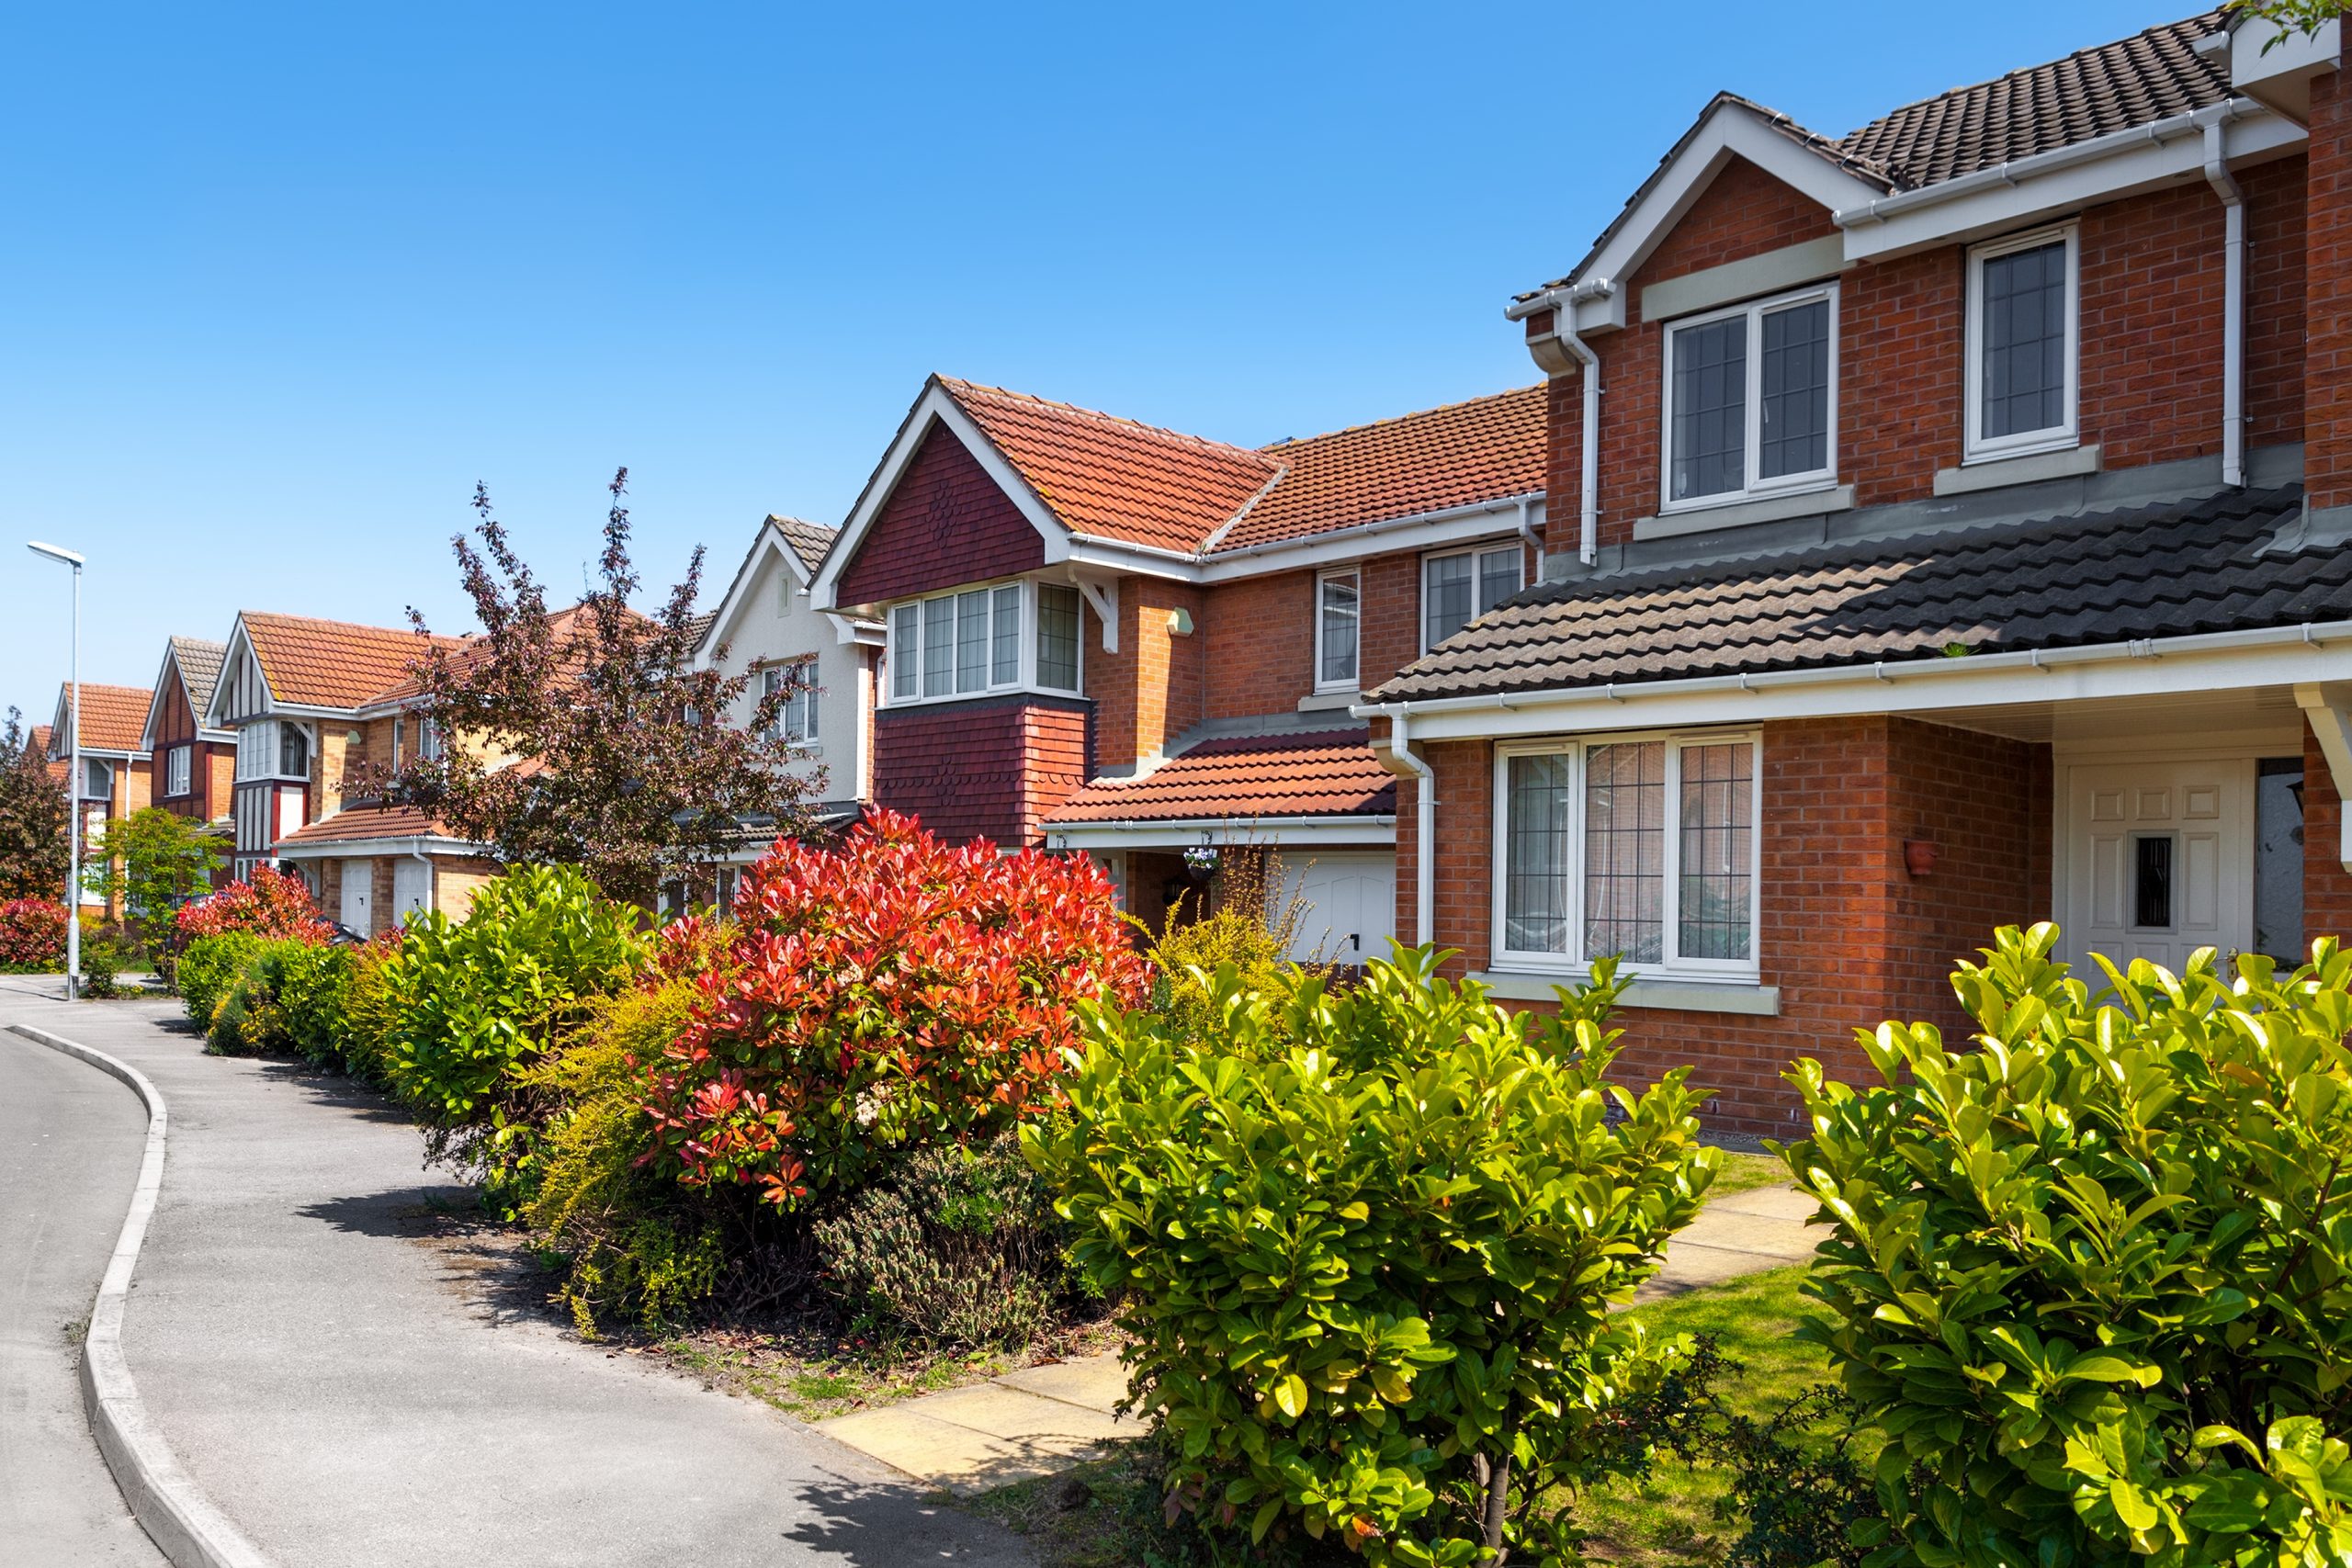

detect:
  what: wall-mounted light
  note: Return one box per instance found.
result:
[1904,840,1939,878]
[1167,607,1194,637]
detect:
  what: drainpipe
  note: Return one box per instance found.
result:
[1514,495,1540,566]
[1385,705,1437,947]
[407,847,435,921]
[2202,113,2248,488]
[1563,329,1601,567]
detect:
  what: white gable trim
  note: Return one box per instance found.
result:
[697,521,804,669]
[811,382,1073,615]
[205,618,270,728]
[139,643,234,750]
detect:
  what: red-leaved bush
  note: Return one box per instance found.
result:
[643,809,1149,1208]
[175,865,334,945]
[0,898,69,968]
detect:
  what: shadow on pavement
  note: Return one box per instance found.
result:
[780,1480,1032,1564]
[298,1189,557,1326]
[253,1058,416,1126]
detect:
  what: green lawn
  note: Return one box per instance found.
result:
[1706,1148,1792,1199]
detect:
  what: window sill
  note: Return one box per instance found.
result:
[1297,690,1360,713]
[881,686,1084,712]
[1935,442,2098,495]
[1633,484,1854,543]
[1471,969,1781,1016]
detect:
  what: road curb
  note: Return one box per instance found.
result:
[8,1023,279,1568]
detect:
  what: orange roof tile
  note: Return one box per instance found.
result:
[55,683,155,755]
[941,378,1281,555]
[1044,730,1396,825]
[28,724,69,784]
[241,612,458,710]
[1223,385,1548,551]
[275,805,470,848]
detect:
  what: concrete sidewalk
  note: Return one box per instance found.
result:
[820,1175,1821,1497]
[0,986,1034,1568]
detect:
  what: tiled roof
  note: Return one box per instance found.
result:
[57,683,154,755]
[242,612,449,710]
[941,378,1282,554]
[1044,729,1396,825]
[169,637,228,722]
[276,805,469,847]
[1371,487,2338,704]
[1219,386,1548,552]
[770,515,839,577]
[28,724,67,784]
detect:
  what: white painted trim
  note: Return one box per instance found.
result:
[1043,817,1396,852]
[1315,567,1362,694]
[272,833,483,860]
[1657,281,1840,513]
[695,520,812,670]
[1471,971,1782,1016]
[1963,223,2080,464]
[2296,682,2352,872]
[1075,576,1120,655]
[202,619,263,729]
[1633,483,1853,543]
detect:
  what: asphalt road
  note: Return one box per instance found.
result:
[0,983,1034,1568]
[0,1014,168,1564]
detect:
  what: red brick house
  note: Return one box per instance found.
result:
[810,376,1547,956]
[46,682,154,913]
[1358,8,2352,1131]
[138,636,238,884]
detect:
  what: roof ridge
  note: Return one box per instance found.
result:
[242,608,435,639]
[938,376,1277,467]
[1258,383,1546,453]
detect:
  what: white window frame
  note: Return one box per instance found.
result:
[1420,542,1525,654]
[762,660,820,745]
[1658,282,1840,515]
[81,756,114,802]
[880,578,1083,709]
[165,744,192,798]
[1315,567,1362,694]
[1488,728,1764,983]
[1963,222,2080,464]
[235,719,312,784]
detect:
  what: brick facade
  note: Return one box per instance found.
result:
[2311,71,2352,511]
[2306,722,2352,948]
[873,694,1089,847]
[836,426,1046,607]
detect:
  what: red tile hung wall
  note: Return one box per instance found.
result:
[2310,71,2352,510]
[835,426,1046,607]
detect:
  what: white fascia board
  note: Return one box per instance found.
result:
[811,385,1070,615]
[138,646,180,751]
[1194,496,1547,581]
[273,834,484,861]
[826,611,886,648]
[202,618,259,729]
[2233,17,2340,106]
[1370,622,2352,744]
[1840,102,2300,261]
[695,521,794,670]
[1042,816,1396,852]
[1550,106,1885,335]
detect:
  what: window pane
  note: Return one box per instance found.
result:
[1758,299,1829,479]
[1670,316,1746,501]
[891,604,920,700]
[787,660,817,742]
[280,724,308,777]
[1036,584,1080,691]
[761,666,783,739]
[2133,836,2175,930]
[1981,240,2067,439]
[1424,554,1473,648]
[1677,741,1754,961]
[2255,759,2305,964]
[1505,753,1575,953]
[1584,741,1664,964]
[955,590,990,692]
[922,596,955,697]
[991,585,1022,684]
[1319,573,1360,686]
[1477,547,1521,616]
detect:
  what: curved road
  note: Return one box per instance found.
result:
[0,983,1034,1568]
[0,1010,167,1563]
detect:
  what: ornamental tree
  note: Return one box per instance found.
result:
[84,807,225,945]
[175,864,334,945]
[346,471,824,907]
[0,707,69,904]
[643,808,1150,1207]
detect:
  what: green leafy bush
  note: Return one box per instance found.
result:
[336,941,403,1087]
[1030,948,1718,1566]
[812,1134,1076,1352]
[79,938,127,998]
[1783,924,2352,1565]
[205,938,332,1055]
[178,931,263,1028]
[276,942,356,1066]
[1150,906,1295,1038]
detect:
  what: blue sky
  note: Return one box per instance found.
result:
[2,0,2177,720]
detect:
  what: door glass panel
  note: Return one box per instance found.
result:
[2255,760,2306,964]
[2132,835,2175,931]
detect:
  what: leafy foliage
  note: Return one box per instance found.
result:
[644,809,1149,1209]
[82,807,223,946]
[335,940,405,1087]
[178,931,266,1028]
[0,897,68,970]
[1030,949,1718,1567]
[79,937,127,998]
[0,707,69,904]
[175,865,333,945]
[1782,924,2352,1566]
[2227,0,2347,46]
[1709,1385,1881,1568]
[346,471,824,906]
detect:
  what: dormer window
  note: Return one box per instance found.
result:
[1965,224,2078,461]
[237,719,312,783]
[1660,283,1838,512]
[884,580,1082,706]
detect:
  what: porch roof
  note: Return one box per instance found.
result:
[1042,729,1396,827]
[1370,485,2346,705]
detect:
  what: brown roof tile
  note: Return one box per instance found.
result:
[56,683,154,755]
[243,612,453,710]
[1044,729,1396,825]
[28,724,68,784]
[276,805,468,847]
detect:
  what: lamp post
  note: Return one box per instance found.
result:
[28,541,85,1000]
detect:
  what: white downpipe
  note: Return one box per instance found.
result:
[2203,118,2247,489]
[409,849,435,919]
[1566,330,1601,566]
[1384,705,1437,947]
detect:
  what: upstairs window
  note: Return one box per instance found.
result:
[82,757,114,802]
[165,744,191,797]
[1035,584,1080,692]
[885,581,1081,705]
[415,716,443,762]
[1966,225,2077,460]
[762,660,819,744]
[236,720,311,783]
[1317,569,1360,693]
[280,722,311,779]
[1662,284,1838,511]
[1424,545,1522,650]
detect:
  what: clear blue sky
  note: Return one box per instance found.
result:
[2,0,2177,719]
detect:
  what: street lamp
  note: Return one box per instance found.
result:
[28,540,84,1001]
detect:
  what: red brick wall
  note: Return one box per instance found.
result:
[1203,569,1317,719]
[2307,721,2352,947]
[1088,578,1205,774]
[2311,71,2352,510]
[2245,154,2308,448]
[836,426,1046,607]
[2078,183,2224,472]
[873,695,1089,847]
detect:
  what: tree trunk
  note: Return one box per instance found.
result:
[1479,1406,1521,1564]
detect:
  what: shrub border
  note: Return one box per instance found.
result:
[7,1023,279,1568]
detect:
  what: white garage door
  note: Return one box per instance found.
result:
[339,859,373,936]
[391,858,433,927]
[1282,852,1396,966]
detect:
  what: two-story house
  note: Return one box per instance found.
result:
[138,636,238,884]
[1355,7,2352,1130]
[205,611,494,931]
[46,682,154,913]
[811,375,1546,959]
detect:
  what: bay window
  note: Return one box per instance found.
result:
[1661,285,1838,511]
[236,719,311,782]
[1317,569,1360,692]
[885,580,1082,705]
[1965,224,2077,460]
[1424,544,1522,650]
[1494,731,1759,977]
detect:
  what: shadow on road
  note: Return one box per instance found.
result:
[781,1480,1032,1563]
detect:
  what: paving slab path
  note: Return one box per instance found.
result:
[0,981,1034,1568]
[820,1168,1823,1496]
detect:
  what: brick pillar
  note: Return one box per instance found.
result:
[2307,722,2352,947]
[2310,68,2352,512]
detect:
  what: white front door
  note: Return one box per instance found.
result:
[339,859,373,935]
[1282,852,1396,965]
[391,858,432,926]
[2062,759,2255,976]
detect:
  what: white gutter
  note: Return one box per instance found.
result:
[1371,704,1437,946]
[1838,99,2263,227]
[2203,115,2248,488]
